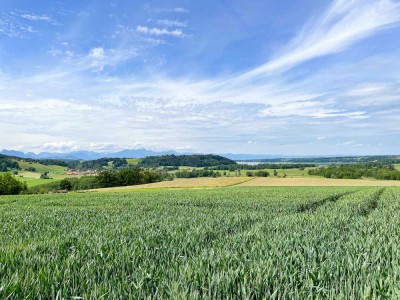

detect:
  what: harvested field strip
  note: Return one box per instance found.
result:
[90,177,254,191]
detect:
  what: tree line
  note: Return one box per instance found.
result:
[68,158,129,170]
[27,168,172,194]
[175,169,222,178]
[175,169,270,178]
[245,171,270,177]
[308,163,400,180]
[207,163,316,171]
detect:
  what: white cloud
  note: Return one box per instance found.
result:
[260,99,366,119]
[347,83,387,96]
[336,140,365,147]
[143,37,166,45]
[49,48,74,58]
[0,11,57,37]
[156,19,187,27]
[171,8,188,13]
[146,7,189,13]
[89,47,105,60]
[89,143,115,151]
[136,26,184,37]
[67,47,137,72]
[43,141,81,152]
[20,14,53,22]
[0,14,36,37]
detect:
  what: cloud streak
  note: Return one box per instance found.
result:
[236,0,400,80]
[20,14,54,23]
[136,25,184,37]
[156,19,187,27]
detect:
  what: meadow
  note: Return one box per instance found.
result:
[1,187,400,298]
[9,160,69,187]
[15,171,69,187]
[15,160,66,174]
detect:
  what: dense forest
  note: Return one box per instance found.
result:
[308,163,400,180]
[139,154,236,167]
[70,158,129,170]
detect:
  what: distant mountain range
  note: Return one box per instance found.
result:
[0,149,179,160]
[0,149,286,161]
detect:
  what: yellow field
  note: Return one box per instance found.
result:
[91,177,253,191]
[236,177,400,187]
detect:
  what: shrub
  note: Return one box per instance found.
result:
[0,173,27,195]
[59,179,73,191]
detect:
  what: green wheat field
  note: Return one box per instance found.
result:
[1,187,400,299]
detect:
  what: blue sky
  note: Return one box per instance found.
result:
[1,0,400,155]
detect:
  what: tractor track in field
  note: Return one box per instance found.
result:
[358,188,386,217]
[296,190,358,213]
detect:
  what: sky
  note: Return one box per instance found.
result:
[1,0,400,156]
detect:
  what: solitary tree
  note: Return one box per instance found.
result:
[40,172,51,179]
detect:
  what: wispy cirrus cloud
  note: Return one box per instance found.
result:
[20,13,54,23]
[0,14,36,37]
[260,99,366,119]
[0,10,57,37]
[236,0,400,80]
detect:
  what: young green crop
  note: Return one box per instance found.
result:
[0,187,399,299]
